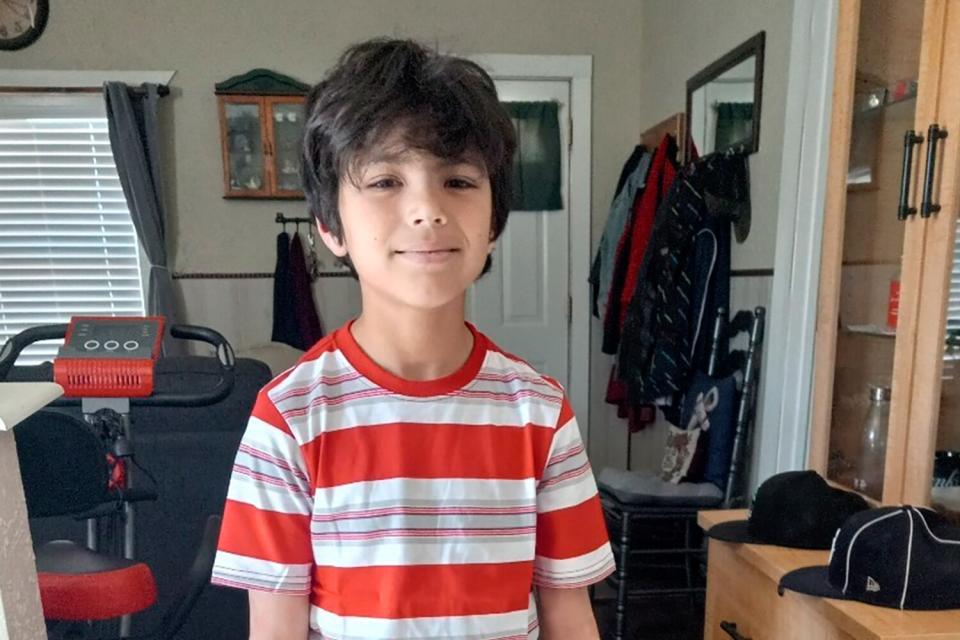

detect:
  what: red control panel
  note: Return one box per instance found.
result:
[53,316,165,398]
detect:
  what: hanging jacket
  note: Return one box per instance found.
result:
[589,145,649,317]
[617,152,748,403]
[592,147,652,327]
[602,135,679,354]
[290,231,324,349]
[271,231,300,348]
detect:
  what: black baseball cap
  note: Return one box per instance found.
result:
[706,470,870,549]
[779,506,960,610]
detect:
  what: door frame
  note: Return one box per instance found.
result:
[470,54,593,442]
[753,0,840,483]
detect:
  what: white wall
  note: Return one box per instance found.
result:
[588,0,794,473]
[4,0,647,461]
[4,0,797,475]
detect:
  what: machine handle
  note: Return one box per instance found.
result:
[0,323,67,381]
[139,324,236,407]
[0,322,235,407]
[720,621,753,640]
[897,129,924,220]
[921,123,948,218]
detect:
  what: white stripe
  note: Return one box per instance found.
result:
[227,470,312,515]
[283,393,562,441]
[534,543,614,582]
[313,477,536,513]
[842,510,904,594]
[312,535,536,568]
[910,506,960,545]
[901,508,915,609]
[211,550,311,593]
[309,604,530,640]
[537,471,599,515]
[269,349,565,443]
[228,417,313,515]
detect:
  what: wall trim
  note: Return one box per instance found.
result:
[470,54,594,445]
[0,69,176,87]
[755,0,838,484]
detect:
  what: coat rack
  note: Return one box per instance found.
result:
[641,112,686,164]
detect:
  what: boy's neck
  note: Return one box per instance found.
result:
[350,296,475,382]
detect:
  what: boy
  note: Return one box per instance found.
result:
[211,38,614,640]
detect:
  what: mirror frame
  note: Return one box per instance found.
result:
[685,31,765,159]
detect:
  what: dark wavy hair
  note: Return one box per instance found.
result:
[301,38,516,275]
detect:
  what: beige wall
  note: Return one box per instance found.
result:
[4,0,646,466]
[4,0,795,473]
[589,0,794,472]
[3,0,644,274]
[638,0,793,272]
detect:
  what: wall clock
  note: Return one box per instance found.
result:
[0,0,48,51]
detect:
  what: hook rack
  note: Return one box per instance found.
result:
[275,212,313,228]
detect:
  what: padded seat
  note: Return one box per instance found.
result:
[36,540,157,621]
[597,467,724,508]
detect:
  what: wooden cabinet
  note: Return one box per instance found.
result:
[215,69,309,199]
[810,0,960,511]
[700,510,960,640]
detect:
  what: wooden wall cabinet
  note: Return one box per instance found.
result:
[810,0,960,512]
[215,69,309,199]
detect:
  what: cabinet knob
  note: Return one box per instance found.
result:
[897,129,924,220]
[920,123,949,218]
[720,620,753,640]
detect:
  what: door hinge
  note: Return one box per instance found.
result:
[568,115,573,149]
[568,296,573,324]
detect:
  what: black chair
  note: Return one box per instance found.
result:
[15,409,224,640]
[15,410,159,636]
[595,307,765,640]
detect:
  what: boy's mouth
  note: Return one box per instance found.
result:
[394,248,460,263]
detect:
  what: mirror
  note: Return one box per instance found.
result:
[686,32,765,158]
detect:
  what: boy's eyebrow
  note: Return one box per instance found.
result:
[361,146,483,169]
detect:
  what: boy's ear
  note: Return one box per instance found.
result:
[316,219,348,257]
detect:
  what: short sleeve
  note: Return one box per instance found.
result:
[533,397,615,588]
[211,390,314,595]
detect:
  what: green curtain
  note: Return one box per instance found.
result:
[714,102,754,151]
[502,101,563,211]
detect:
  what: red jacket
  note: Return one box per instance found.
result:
[602,135,679,354]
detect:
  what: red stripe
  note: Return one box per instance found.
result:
[310,562,533,618]
[218,500,313,564]
[303,423,555,488]
[536,495,609,559]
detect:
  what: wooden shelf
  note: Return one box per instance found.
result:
[843,324,896,338]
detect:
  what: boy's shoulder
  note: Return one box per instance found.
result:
[255,326,566,411]
[479,332,564,395]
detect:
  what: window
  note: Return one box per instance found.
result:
[947,236,960,379]
[0,95,145,365]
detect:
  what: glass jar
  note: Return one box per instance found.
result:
[854,385,891,498]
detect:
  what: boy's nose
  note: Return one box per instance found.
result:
[408,196,448,227]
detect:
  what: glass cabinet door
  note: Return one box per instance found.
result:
[223,100,267,194]
[824,0,927,500]
[901,0,960,513]
[268,99,305,195]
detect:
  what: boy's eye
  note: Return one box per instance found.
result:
[368,178,399,189]
[447,178,477,189]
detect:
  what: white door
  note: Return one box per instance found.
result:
[467,79,571,387]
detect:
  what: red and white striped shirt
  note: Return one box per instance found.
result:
[212,321,614,639]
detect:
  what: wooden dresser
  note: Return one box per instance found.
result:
[699,510,960,639]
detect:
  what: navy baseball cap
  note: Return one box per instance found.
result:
[779,506,960,610]
[706,470,870,549]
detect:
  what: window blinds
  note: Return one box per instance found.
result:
[0,96,145,365]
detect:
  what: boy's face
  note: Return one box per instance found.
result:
[319,141,495,312]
